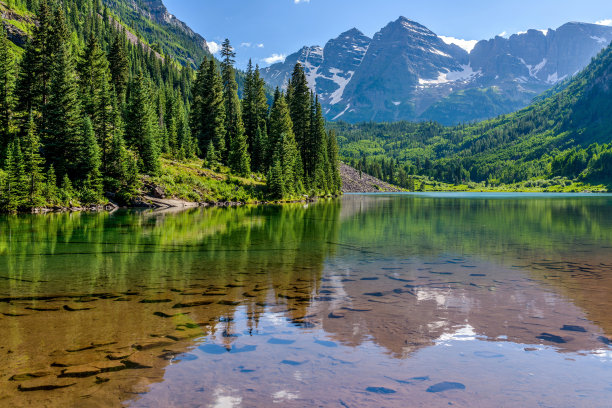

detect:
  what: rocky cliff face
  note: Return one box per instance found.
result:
[129,0,207,51]
[261,17,612,125]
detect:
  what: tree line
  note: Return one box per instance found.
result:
[191,45,341,198]
[0,0,341,212]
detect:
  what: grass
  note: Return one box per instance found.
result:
[149,158,267,203]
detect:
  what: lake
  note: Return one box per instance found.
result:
[1,193,612,407]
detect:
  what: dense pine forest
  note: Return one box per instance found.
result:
[0,0,341,212]
[334,43,612,192]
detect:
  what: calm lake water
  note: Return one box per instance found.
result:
[1,193,612,407]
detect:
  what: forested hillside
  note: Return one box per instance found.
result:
[334,43,612,191]
[0,0,341,213]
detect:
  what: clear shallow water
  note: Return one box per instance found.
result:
[1,194,612,407]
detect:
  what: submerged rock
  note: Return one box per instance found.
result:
[366,386,396,394]
[132,339,175,351]
[537,333,567,344]
[281,359,308,366]
[172,300,214,308]
[268,338,295,345]
[122,352,156,369]
[597,336,612,345]
[10,371,51,381]
[314,339,338,348]
[198,344,228,355]
[426,382,466,393]
[18,378,76,392]
[63,305,94,311]
[561,325,587,333]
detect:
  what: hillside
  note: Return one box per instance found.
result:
[334,42,612,189]
[0,0,341,213]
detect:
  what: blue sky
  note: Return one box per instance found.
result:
[164,0,612,69]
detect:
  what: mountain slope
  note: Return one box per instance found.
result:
[102,0,210,67]
[263,17,612,125]
[333,42,612,186]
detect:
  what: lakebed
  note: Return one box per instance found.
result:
[1,193,611,407]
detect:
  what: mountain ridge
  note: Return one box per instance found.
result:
[262,17,612,125]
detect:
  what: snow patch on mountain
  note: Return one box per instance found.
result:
[418,64,480,86]
[333,104,351,120]
[328,69,354,104]
[546,72,567,84]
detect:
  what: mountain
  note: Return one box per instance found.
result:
[262,28,371,109]
[262,17,612,125]
[333,42,612,187]
[102,0,210,67]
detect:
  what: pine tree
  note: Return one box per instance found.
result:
[189,58,206,141]
[267,157,284,199]
[286,63,311,177]
[21,115,45,208]
[43,165,58,206]
[204,140,217,168]
[79,116,103,200]
[229,124,250,176]
[125,72,160,175]
[15,0,53,129]
[327,130,342,193]
[267,92,302,196]
[43,11,82,181]
[2,140,25,212]
[310,97,329,193]
[108,33,129,101]
[242,61,269,172]
[107,132,140,202]
[252,124,267,173]
[192,59,226,159]
[0,25,14,157]
[78,34,108,118]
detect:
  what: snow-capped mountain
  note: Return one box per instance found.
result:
[261,17,612,124]
[262,28,370,108]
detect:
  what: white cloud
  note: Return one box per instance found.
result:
[498,31,508,38]
[240,42,252,48]
[257,43,265,48]
[207,41,220,54]
[595,19,612,26]
[263,53,286,64]
[294,0,310,3]
[439,36,478,53]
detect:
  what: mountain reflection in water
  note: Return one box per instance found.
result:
[1,193,611,407]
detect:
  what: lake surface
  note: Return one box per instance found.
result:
[1,193,612,407]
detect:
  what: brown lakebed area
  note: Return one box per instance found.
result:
[1,193,612,407]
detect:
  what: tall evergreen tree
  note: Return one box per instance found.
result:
[125,72,160,175]
[43,10,82,180]
[21,115,45,208]
[191,59,226,158]
[0,25,14,157]
[267,92,302,194]
[220,39,249,174]
[327,130,341,193]
[108,33,129,101]
[79,116,103,199]
[311,97,329,193]
[2,140,25,212]
[15,0,53,129]
[286,63,311,177]
[242,61,269,172]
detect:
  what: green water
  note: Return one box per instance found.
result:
[1,193,612,407]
